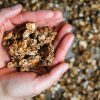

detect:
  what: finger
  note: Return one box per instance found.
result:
[54,23,72,49]
[0,67,16,77]
[36,17,63,27]
[0,4,22,26]
[53,33,74,65]
[32,63,69,96]
[11,10,63,27]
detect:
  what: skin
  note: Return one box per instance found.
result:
[0,4,74,100]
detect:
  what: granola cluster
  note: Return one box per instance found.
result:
[2,23,57,72]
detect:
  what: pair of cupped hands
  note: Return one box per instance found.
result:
[0,4,74,100]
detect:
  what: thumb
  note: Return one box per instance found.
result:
[0,4,22,26]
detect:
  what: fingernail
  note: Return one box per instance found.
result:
[61,63,69,73]
[63,63,69,70]
[67,33,74,41]
[46,11,54,18]
[66,24,72,32]
[11,4,21,10]
[54,11,64,19]
[40,10,54,19]
[70,33,75,42]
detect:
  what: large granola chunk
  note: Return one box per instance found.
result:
[2,23,57,72]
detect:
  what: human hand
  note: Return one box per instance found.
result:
[0,4,74,100]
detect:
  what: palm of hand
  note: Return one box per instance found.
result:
[0,5,74,99]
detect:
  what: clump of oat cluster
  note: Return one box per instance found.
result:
[2,23,57,72]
